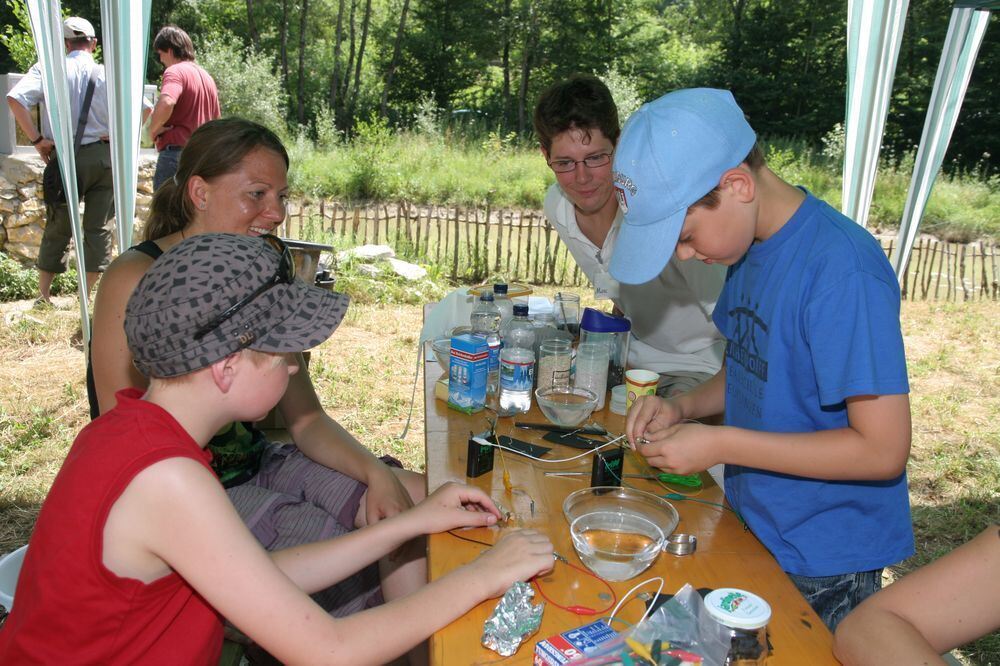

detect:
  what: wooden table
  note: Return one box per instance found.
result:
[422,350,836,665]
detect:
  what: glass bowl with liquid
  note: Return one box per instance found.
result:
[563,486,680,581]
[535,386,598,427]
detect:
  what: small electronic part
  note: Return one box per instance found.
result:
[467,432,496,478]
[590,446,624,487]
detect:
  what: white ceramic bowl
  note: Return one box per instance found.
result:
[0,545,27,610]
[535,386,598,427]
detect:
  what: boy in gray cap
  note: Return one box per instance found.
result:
[0,233,553,664]
[617,89,913,631]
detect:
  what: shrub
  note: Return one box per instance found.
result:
[0,252,78,301]
[198,32,289,134]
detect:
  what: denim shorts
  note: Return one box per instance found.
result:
[786,568,883,631]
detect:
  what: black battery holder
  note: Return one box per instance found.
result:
[467,431,496,478]
[591,446,625,487]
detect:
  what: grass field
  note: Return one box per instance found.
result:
[287,131,1000,244]
[0,293,997,663]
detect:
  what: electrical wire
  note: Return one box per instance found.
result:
[472,434,627,464]
[608,576,664,627]
[446,531,618,617]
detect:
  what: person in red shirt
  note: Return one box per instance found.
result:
[0,234,554,664]
[147,25,221,190]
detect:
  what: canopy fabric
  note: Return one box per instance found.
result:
[842,0,909,230]
[25,0,91,343]
[100,0,152,252]
[891,5,992,278]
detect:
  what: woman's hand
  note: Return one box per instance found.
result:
[362,463,416,525]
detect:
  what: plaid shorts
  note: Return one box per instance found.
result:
[226,443,403,616]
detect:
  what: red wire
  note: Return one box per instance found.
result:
[532,559,617,616]
[446,530,618,616]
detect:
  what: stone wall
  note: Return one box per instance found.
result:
[0,151,157,265]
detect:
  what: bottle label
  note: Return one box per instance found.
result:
[500,358,534,391]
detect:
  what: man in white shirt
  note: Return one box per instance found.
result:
[534,74,726,397]
[6,16,113,305]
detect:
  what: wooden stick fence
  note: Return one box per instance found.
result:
[285,199,998,300]
[883,236,999,302]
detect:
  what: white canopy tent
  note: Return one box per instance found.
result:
[24,0,151,346]
[842,0,995,280]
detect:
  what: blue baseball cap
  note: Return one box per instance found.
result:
[609,88,756,284]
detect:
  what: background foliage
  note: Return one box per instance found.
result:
[1,0,997,175]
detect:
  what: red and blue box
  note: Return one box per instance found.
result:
[534,620,619,665]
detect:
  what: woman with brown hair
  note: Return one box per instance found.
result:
[90,117,427,627]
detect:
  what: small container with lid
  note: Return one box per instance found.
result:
[704,588,772,665]
[537,339,572,391]
[579,308,631,388]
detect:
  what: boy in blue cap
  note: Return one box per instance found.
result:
[618,88,913,631]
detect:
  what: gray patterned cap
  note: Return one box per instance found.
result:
[125,233,349,378]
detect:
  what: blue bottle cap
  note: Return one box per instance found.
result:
[479,292,495,302]
[493,283,509,294]
[513,303,529,316]
[580,307,631,333]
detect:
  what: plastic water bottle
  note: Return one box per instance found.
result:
[493,283,514,330]
[470,292,502,397]
[499,304,536,414]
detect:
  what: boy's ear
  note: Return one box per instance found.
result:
[540,146,549,161]
[720,166,755,203]
[209,352,241,393]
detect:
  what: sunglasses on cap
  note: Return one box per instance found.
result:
[193,234,295,340]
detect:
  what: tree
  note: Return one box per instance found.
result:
[380,0,410,119]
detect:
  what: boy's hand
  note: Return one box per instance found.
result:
[410,482,501,534]
[636,422,718,474]
[468,529,554,598]
[626,395,683,448]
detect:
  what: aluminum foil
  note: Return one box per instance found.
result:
[481,581,545,656]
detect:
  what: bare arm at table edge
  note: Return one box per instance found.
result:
[634,392,911,482]
[109,461,553,664]
[834,525,1000,666]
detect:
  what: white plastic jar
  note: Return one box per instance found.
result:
[704,588,772,665]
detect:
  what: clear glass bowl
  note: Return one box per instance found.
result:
[570,510,663,581]
[535,386,597,427]
[431,338,451,372]
[563,486,680,580]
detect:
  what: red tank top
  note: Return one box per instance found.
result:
[0,389,223,664]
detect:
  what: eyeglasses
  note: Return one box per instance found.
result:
[547,152,613,173]
[193,234,295,340]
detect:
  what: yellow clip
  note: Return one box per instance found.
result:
[625,638,654,663]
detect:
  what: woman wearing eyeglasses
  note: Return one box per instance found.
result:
[89,118,427,639]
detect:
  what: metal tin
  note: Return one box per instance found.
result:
[665,533,697,555]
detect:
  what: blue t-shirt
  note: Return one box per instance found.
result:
[712,192,914,577]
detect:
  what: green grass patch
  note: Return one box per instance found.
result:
[290,131,1000,243]
[0,252,80,302]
